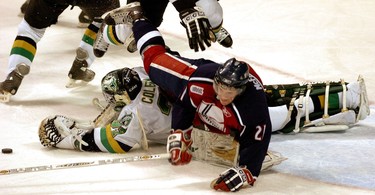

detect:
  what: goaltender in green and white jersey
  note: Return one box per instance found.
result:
[94,67,172,153]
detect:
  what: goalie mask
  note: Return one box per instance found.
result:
[101,68,142,110]
[214,58,250,95]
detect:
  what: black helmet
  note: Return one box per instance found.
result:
[214,58,250,89]
[101,68,142,110]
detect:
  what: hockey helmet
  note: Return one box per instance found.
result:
[214,58,250,93]
[101,67,142,110]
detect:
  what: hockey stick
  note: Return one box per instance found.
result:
[136,108,149,151]
[0,153,170,175]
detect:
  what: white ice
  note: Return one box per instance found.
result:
[1,0,375,194]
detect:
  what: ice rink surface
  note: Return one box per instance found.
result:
[1,0,375,194]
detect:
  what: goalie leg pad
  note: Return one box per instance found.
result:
[302,110,356,133]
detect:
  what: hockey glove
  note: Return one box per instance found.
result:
[179,7,214,52]
[167,130,192,165]
[211,166,255,192]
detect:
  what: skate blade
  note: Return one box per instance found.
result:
[77,22,90,28]
[0,92,11,103]
[65,79,89,88]
[210,178,219,190]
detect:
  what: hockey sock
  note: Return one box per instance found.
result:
[8,19,45,73]
[132,20,165,54]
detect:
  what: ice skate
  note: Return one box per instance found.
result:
[66,47,95,88]
[0,63,30,102]
[93,22,110,58]
[125,33,137,53]
[341,75,370,121]
[94,23,137,56]
[214,27,233,48]
[356,75,370,121]
[261,151,287,171]
[77,11,92,28]
[39,115,94,150]
[103,2,143,25]
[19,0,29,16]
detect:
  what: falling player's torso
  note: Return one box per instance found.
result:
[189,84,244,135]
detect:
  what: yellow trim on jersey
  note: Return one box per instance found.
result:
[105,124,126,153]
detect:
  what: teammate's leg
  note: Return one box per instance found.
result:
[66,0,120,87]
[0,0,68,102]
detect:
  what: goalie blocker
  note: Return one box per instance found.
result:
[189,128,286,171]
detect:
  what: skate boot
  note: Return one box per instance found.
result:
[93,21,110,58]
[39,115,94,150]
[19,0,29,16]
[356,75,370,121]
[343,75,370,121]
[66,47,95,88]
[77,11,92,28]
[0,63,30,102]
[103,2,143,25]
[213,27,233,48]
[94,22,137,56]
[125,33,137,53]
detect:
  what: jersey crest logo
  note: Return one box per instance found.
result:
[197,101,225,132]
[222,107,232,117]
[190,85,204,95]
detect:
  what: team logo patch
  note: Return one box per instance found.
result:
[222,107,232,117]
[190,85,204,95]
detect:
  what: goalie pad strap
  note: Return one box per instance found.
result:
[304,84,312,124]
[293,90,305,133]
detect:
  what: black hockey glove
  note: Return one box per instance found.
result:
[210,166,255,192]
[179,7,214,52]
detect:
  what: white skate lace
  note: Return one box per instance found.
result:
[94,31,109,52]
[105,2,141,25]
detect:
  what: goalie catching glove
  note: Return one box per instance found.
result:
[167,130,192,165]
[211,166,255,192]
[39,115,94,151]
[179,6,214,52]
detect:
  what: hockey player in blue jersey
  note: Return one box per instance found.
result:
[101,3,270,191]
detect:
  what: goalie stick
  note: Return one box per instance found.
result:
[92,97,105,110]
[92,98,119,127]
[0,153,170,175]
[92,98,149,150]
